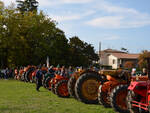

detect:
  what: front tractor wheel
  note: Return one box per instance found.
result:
[98,85,111,107]
[55,80,70,98]
[127,90,146,113]
[75,73,104,104]
[110,85,129,113]
[68,75,76,97]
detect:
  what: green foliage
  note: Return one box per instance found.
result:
[0,3,98,68]
[69,36,99,67]
[138,50,150,69]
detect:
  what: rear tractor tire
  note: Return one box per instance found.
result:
[75,73,104,104]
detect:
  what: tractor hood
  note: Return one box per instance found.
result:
[128,81,147,90]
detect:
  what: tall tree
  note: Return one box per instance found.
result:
[16,0,38,13]
[69,36,98,67]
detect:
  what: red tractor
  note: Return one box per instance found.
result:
[127,58,150,113]
[48,74,70,98]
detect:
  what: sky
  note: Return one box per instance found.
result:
[2,0,150,53]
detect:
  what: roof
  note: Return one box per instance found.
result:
[110,53,139,59]
[101,49,126,53]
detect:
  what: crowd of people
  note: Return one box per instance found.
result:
[131,68,148,76]
[31,65,81,91]
[0,68,14,79]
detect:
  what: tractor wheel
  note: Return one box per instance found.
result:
[25,68,35,82]
[55,80,70,98]
[75,73,104,104]
[98,85,111,107]
[21,72,26,81]
[110,85,129,113]
[127,90,142,113]
[44,76,51,89]
[68,75,76,97]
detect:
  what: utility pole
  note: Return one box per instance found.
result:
[99,42,101,66]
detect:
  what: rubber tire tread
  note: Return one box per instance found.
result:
[75,72,104,104]
[98,85,111,107]
[110,84,129,113]
[55,80,70,98]
[25,67,35,82]
[127,90,140,113]
[68,75,76,97]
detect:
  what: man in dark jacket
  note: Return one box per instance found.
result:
[36,67,43,91]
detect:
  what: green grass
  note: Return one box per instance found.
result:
[0,79,115,113]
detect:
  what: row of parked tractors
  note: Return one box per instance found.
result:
[14,58,150,113]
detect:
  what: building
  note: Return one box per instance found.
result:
[100,49,139,69]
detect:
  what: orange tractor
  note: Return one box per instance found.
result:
[98,70,148,113]
[24,66,48,83]
[68,69,106,104]
[47,74,70,98]
[67,68,148,113]
[97,70,130,113]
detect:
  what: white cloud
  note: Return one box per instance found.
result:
[97,1,139,15]
[38,0,93,7]
[86,16,123,28]
[50,14,81,22]
[49,10,95,22]
[86,15,150,29]
[62,0,93,4]
[2,0,150,29]
[2,0,93,7]
[86,1,150,29]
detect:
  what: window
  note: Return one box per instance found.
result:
[113,59,115,64]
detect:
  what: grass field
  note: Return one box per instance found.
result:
[0,79,115,113]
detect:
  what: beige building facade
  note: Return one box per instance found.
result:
[100,49,139,69]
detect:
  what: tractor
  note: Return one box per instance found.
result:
[98,70,130,108]
[49,74,70,98]
[98,69,149,113]
[69,67,148,113]
[127,58,150,113]
[24,66,48,83]
[42,67,58,89]
[68,69,106,104]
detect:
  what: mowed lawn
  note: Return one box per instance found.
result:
[0,79,115,113]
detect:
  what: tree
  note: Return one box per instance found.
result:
[16,0,38,13]
[121,47,128,53]
[138,50,150,69]
[0,3,98,68]
[69,36,98,67]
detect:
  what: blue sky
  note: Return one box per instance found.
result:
[2,0,150,53]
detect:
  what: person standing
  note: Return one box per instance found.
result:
[60,66,66,77]
[35,67,43,91]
